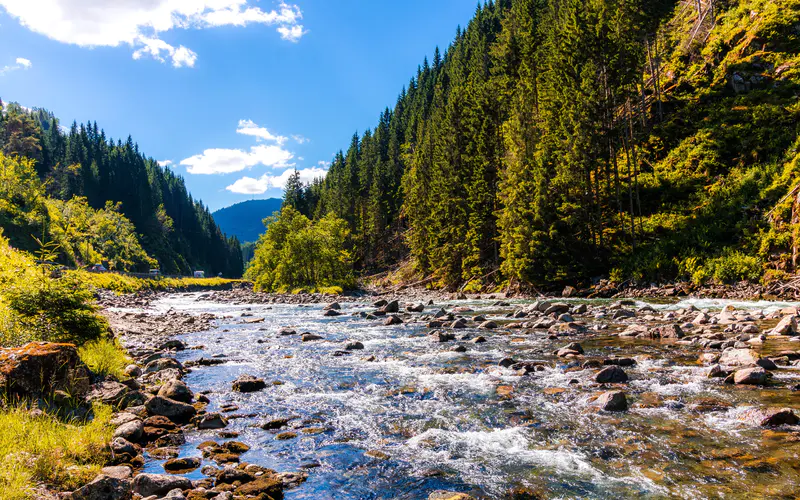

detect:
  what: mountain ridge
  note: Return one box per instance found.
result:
[213,198,283,243]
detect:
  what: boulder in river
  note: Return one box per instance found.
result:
[132,473,191,497]
[731,367,768,385]
[196,413,228,430]
[718,348,760,367]
[144,357,183,375]
[428,491,475,500]
[232,374,267,393]
[595,390,628,412]
[740,407,799,427]
[646,324,684,339]
[770,315,798,336]
[382,300,400,313]
[451,318,468,329]
[157,379,193,404]
[323,309,342,317]
[479,321,498,330]
[301,333,323,341]
[384,315,403,326]
[594,366,628,384]
[0,342,90,397]
[145,396,197,423]
[163,457,201,473]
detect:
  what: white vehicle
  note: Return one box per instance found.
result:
[149,269,161,277]
[193,270,206,278]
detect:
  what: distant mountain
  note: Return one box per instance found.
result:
[213,199,283,243]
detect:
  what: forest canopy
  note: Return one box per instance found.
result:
[284,0,800,290]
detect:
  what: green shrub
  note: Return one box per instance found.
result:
[0,233,108,347]
[245,207,355,292]
[700,251,763,284]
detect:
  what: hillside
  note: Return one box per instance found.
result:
[213,199,283,243]
[0,102,243,277]
[279,0,800,290]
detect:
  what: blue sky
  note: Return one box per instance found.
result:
[0,1,476,211]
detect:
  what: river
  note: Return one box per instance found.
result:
[121,294,800,499]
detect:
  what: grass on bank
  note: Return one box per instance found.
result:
[77,338,130,380]
[0,404,114,500]
[69,269,242,295]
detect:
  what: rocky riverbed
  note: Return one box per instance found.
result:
[17,291,800,499]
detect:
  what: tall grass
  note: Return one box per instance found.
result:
[0,404,114,499]
[78,338,130,380]
[70,270,241,295]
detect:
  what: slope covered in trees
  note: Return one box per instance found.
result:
[0,102,243,277]
[288,0,800,290]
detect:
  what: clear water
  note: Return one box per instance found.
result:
[134,294,800,499]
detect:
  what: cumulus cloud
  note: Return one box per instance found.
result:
[181,144,294,175]
[292,134,309,144]
[226,167,327,194]
[317,160,331,168]
[0,0,306,67]
[0,56,32,75]
[237,119,287,145]
[157,160,173,167]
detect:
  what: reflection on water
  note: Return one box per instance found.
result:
[133,294,800,499]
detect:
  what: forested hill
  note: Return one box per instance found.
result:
[212,199,283,243]
[0,102,243,277]
[285,0,800,290]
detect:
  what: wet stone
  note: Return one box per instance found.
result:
[595,366,628,384]
[232,375,267,393]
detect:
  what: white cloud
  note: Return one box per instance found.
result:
[277,24,305,42]
[292,134,309,144]
[158,160,173,167]
[0,0,306,67]
[132,37,197,67]
[181,144,294,175]
[317,160,331,168]
[226,167,327,194]
[237,119,287,144]
[0,56,32,75]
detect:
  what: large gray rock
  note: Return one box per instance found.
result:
[0,342,90,398]
[132,473,191,497]
[157,379,193,404]
[196,413,228,430]
[646,324,684,339]
[144,357,183,374]
[145,396,196,423]
[595,391,628,412]
[718,348,760,367]
[70,474,132,500]
[86,381,142,407]
[232,374,267,393]
[733,367,768,385]
[594,366,628,384]
[771,315,798,336]
[113,420,143,442]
